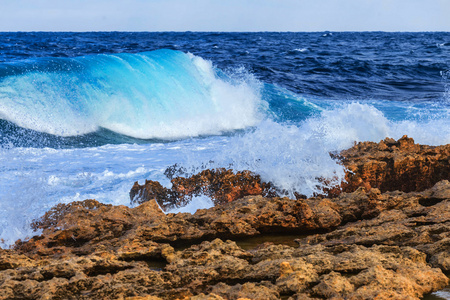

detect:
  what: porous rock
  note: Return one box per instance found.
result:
[5,180,448,299]
[2,139,449,299]
[336,135,450,195]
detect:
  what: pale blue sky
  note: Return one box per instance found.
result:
[0,0,449,32]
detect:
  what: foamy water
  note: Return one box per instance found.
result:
[0,33,449,249]
[1,100,448,248]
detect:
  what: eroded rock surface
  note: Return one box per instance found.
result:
[131,136,450,206]
[1,138,449,299]
[130,168,277,210]
[337,135,450,195]
[3,180,448,299]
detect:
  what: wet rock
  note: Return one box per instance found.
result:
[130,168,277,210]
[130,180,176,208]
[3,138,449,299]
[131,136,449,209]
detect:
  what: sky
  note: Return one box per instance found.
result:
[0,0,449,32]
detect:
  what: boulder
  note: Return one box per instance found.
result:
[336,135,450,195]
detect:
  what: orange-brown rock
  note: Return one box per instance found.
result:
[2,138,450,299]
[21,199,170,259]
[335,135,450,196]
[4,180,448,299]
[131,136,449,207]
[300,180,450,273]
[27,182,427,255]
[130,168,277,210]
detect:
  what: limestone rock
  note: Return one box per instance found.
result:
[336,135,450,195]
[2,139,449,299]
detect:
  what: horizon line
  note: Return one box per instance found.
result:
[1,30,449,33]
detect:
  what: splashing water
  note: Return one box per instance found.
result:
[0,33,449,248]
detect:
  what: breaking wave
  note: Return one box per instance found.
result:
[0,50,264,140]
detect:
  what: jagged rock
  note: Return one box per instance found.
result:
[21,189,394,255]
[130,168,277,210]
[311,271,354,298]
[299,180,450,273]
[2,139,449,299]
[19,181,450,261]
[335,135,450,195]
[0,251,174,300]
[131,136,449,208]
[130,180,175,208]
[6,181,448,299]
[209,281,280,300]
[162,240,447,300]
[20,199,170,259]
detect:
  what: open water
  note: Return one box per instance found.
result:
[0,32,449,254]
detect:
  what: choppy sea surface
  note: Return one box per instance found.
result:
[0,32,449,253]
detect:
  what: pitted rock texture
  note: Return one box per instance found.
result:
[335,135,450,195]
[130,136,450,206]
[4,180,449,299]
[3,138,450,299]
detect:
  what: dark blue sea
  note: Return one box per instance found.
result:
[0,32,449,248]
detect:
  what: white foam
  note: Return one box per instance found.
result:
[185,102,450,198]
[0,139,225,248]
[89,53,264,139]
[0,73,98,136]
[433,288,450,299]
[0,102,449,248]
[166,195,214,215]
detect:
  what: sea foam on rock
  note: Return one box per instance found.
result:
[130,135,450,206]
[2,137,450,299]
[130,168,277,210]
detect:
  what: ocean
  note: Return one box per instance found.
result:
[0,32,449,248]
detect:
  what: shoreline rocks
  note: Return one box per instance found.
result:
[335,135,450,195]
[7,180,450,299]
[1,136,449,299]
[131,136,450,204]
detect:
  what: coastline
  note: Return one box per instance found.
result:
[1,136,449,299]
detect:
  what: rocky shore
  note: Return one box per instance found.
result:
[1,136,449,299]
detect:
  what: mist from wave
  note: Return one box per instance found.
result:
[0,98,449,248]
